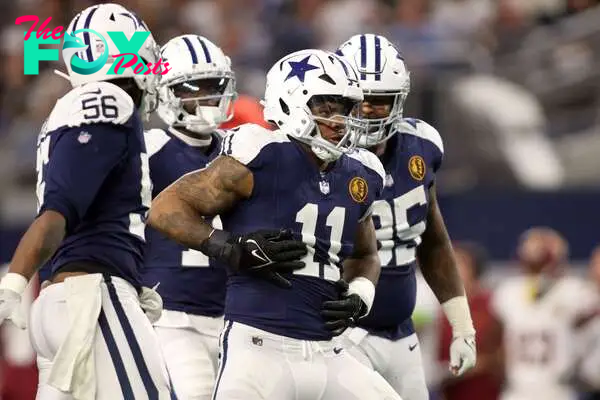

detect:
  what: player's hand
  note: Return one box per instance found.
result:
[0,273,28,329]
[230,229,307,288]
[229,229,306,271]
[201,228,307,288]
[449,334,477,376]
[321,280,367,336]
[0,288,26,329]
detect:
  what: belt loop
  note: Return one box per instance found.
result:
[302,341,309,361]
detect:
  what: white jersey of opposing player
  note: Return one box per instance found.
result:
[493,275,596,399]
[575,295,600,389]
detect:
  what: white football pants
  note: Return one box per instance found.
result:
[343,327,429,400]
[153,310,224,399]
[30,275,173,399]
[212,321,403,400]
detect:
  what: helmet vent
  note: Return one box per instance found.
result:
[318,74,336,85]
[279,98,290,115]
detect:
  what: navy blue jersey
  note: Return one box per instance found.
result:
[219,124,385,340]
[36,81,152,287]
[141,128,226,317]
[357,118,444,338]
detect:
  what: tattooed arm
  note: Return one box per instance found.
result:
[148,155,253,250]
[149,153,306,284]
[416,183,464,303]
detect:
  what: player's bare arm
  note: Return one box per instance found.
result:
[148,154,253,250]
[8,210,66,281]
[416,183,464,303]
[343,215,381,285]
[417,182,476,376]
[149,153,306,286]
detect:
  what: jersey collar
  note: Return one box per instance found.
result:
[168,126,213,148]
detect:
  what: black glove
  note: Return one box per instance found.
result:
[321,280,368,336]
[200,228,307,288]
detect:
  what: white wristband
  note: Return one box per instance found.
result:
[347,277,376,317]
[441,296,475,337]
[0,273,28,295]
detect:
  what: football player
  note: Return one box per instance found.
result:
[148,49,402,399]
[0,4,174,398]
[142,34,236,399]
[336,34,476,400]
[494,227,597,400]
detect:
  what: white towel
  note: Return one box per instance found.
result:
[48,274,103,400]
[139,286,163,323]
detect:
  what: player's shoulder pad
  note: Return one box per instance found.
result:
[46,81,135,132]
[348,148,386,188]
[144,128,171,157]
[397,118,444,155]
[221,123,289,165]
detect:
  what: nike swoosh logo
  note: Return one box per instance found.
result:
[333,347,342,354]
[409,343,418,351]
[247,239,269,264]
[251,249,269,263]
[82,88,102,96]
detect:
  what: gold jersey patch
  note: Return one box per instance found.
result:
[348,177,368,203]
[408,155,426,181]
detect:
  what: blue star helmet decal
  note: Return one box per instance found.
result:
[285,55,319,82]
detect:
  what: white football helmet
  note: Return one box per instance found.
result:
[63,3,160,115]
[263,49,364,162]
[337,34,410,147]
[157,34,236,136]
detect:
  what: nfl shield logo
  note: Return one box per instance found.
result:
[78,131,91,144]
[319,180,330,195]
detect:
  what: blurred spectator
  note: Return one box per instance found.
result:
[265,0,319,64]
[438,241,503,400]
[574,246,600,399]
[0,265,37,400]
[1,26,30,133]
[220,94,271,130]
[2,0,600,200]
[313,0,380,51]
[492,227,596,400]
[442,74,564,190]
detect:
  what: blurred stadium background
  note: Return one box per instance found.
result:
[0,0,599,399]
